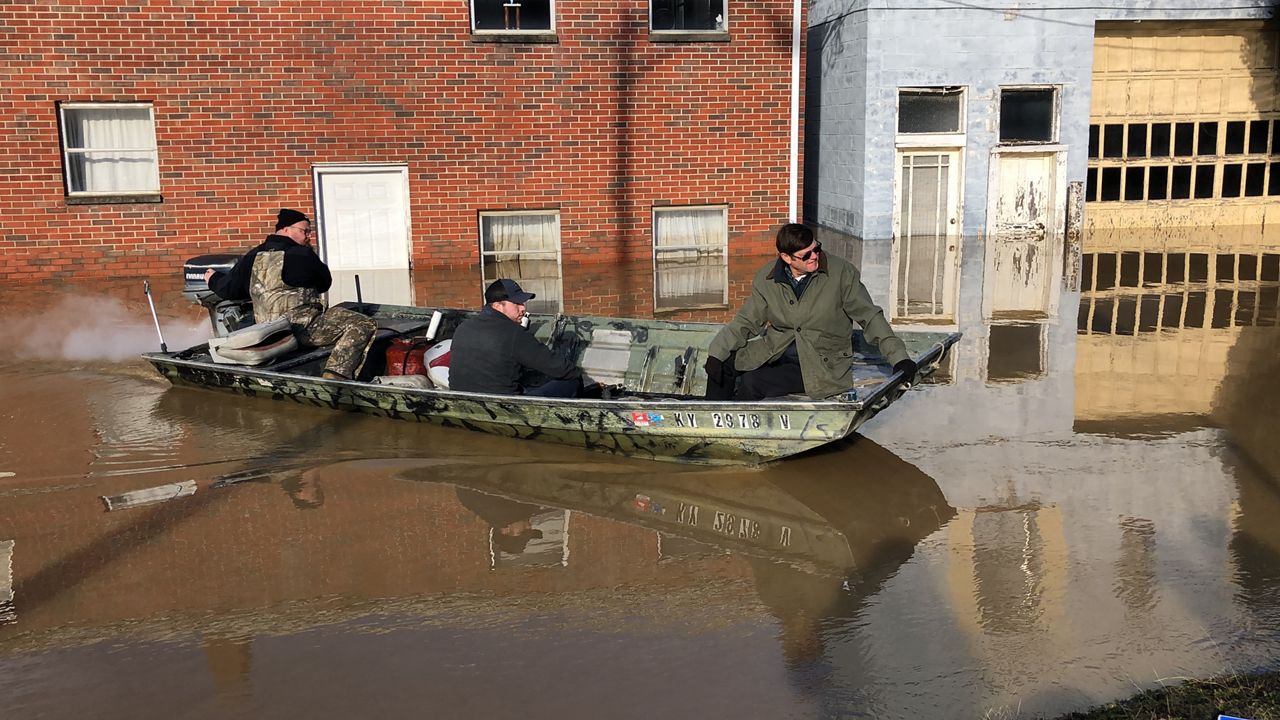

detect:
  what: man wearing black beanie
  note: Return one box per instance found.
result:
[204,208,376,380]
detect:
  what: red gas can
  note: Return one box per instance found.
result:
[386,338,428,376]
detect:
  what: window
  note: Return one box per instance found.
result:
[897,88,963,135]
[651,0,725,32]
[471,0,553,32]
[479,211,563,313]
[653,206,727,312]
[999,88,1056,143]
[58,102,160,198]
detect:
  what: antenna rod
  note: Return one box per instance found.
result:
[143,280,168,353]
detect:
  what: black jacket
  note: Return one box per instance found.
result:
[450,308,582,394]
[208,234,332,300]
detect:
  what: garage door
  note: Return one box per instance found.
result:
[1086,21,1280,254]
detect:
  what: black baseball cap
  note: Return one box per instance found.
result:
[484,279,536,304]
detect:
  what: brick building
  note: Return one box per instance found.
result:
[0,0,806,317]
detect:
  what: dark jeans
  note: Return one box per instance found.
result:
[524,378,581,398]
[705,352,806,401]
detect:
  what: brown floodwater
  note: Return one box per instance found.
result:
[0,256,1278,719]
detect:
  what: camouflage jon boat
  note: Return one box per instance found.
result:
[143,301,959,465]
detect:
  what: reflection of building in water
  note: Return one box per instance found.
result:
[1075,250,1279,424]
[1,540,13,625]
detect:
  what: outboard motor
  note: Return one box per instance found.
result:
[183,254,254,337]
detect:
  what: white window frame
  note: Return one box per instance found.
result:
[57,101,160,198]
[652,205,729,312]
[997,85,1060,146]
[478,209,564,313]
[648,0,729,34]
[470,0,556,34]
[895,87,967,149]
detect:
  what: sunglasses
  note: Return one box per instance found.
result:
[790,241,822,262]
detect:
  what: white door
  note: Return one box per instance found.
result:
[987,151,1059,316]
[891,150,962,323]
[314,165,413,305]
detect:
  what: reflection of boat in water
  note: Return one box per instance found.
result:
[0,434,951,653]
[407,436,955,580]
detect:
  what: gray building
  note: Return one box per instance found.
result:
[805,1,1277,327]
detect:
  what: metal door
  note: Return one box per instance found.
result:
[989,152,1057,315]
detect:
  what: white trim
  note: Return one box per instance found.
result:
[470,0,556,32]
[789,0,799,221]
[477,208,565,312]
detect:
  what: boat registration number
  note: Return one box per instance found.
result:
[668,412,792,430]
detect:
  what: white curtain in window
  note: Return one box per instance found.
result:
[655,208,726,308]
[482,213,562,312]
[64,106,158,193]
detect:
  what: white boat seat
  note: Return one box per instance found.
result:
[208,318,299,366]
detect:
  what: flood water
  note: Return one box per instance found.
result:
[1,253,1278,719]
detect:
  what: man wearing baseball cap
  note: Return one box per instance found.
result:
[449,279,583,397]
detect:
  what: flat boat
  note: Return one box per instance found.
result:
[143,273,958,464]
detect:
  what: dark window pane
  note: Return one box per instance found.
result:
[1222,163,1243,197]
[1088,125,1100,159]
[1081,253,1096,291]
[1188,254,1209,283]
[1103,124,1124,158]
[1249,120,1270,154]
[898,89,962,134]
[1125,167,1145,200]
[473,0,552,30]
[1086,167,1098,201]
[1271,162,1280,196]
[1166,252,1186,283]
[1148,166,1169,200]
[1095,253,1118,291]
[1246,163,1266,196]
[1262,254,1280,282]
[1239,254,1259,281]
[1194,165,1215,199]
[1119,252,1141,287]
[1127,124,1148,158]
[1100,167,1121,201]
[1225,121,1246,154]
[1114,297,1137,335]
[651,0,725,31]
[1174,123,1195,156]
[1184,291,1206,327]
[1138,295,1160,332]
[1150,123,1171,157]
[1143,253,1164,285]
[999,88,1055,142]
[1171,165,1192,199]
[1217,254,1236,282]
[1211,289,1234,329]
[1197,122,1218,155]
[1161,294,1183,328]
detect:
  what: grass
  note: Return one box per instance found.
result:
[1052,671,1280,720]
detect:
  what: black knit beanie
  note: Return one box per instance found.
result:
[275,208,310,231]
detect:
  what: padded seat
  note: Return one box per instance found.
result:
[208,318,298,366]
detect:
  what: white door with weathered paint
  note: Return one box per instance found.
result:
[313,164,413,306]
[988,151,1059,316]
[891,150,962,323]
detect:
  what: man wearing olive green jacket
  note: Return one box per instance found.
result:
[704,223,917,401]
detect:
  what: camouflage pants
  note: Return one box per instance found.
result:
[287,305,377,379]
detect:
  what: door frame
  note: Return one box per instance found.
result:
[890,146,965,329]
[310,162,413,271]
[983,145,1067,320]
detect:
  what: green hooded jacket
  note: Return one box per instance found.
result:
[707,254,910,400]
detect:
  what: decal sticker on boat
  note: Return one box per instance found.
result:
[630,412,664,426]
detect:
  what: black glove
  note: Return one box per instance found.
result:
[893,358,918,380]
[704,356,725,385]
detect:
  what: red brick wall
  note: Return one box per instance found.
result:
[0,0,804,318]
